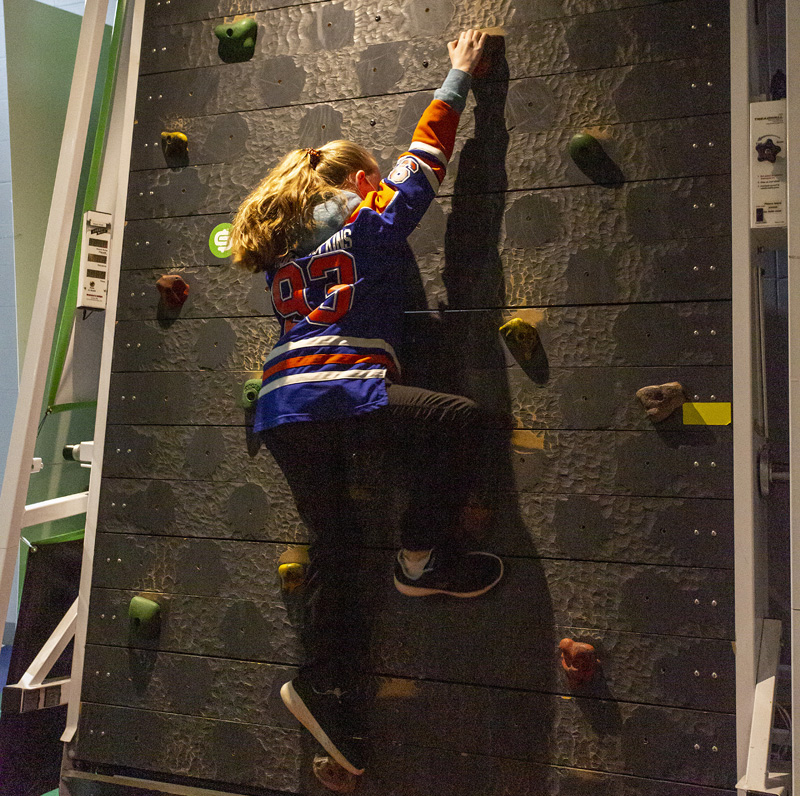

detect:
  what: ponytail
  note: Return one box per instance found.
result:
[229,140,378,275]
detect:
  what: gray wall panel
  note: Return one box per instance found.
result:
[111,303,731,370]
[117,233,732,314]
[105,366,731,431]
[82,638,734,729]
[86,591,734,711]
[131,104,730,195]
[139,0,727,77]
[90,535,734,639]
[133,50,729,124]
[75,688,735,789]
[98,476,733,569]
[101,424,732,498]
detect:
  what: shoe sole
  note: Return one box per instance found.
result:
[280,681,365,776]
[394,553,504,597]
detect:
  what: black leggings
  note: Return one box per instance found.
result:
[264,382,479,691]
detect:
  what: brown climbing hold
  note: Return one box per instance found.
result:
[278,546,310,593]
[499,317,540,362]
[313,755,358,793]
[559,638,599,687]
[156,275,190,308]
[635,381,687,422]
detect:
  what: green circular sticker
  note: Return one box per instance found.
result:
[209,223,233,258]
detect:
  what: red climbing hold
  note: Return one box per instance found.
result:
[156,275,190,308]
[559,638,599,688]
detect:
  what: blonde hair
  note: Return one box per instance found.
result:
[229,140,378,274]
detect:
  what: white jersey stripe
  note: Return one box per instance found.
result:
[259,367,388,398]
[265,334,400,370]
[410,141,448,166]
[412,155,441,193]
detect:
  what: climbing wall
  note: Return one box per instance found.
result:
[70,1,736,794]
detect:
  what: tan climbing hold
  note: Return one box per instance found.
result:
[635,381,687,422]
[313,755,358,793]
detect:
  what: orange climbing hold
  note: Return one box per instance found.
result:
[559,638,599,687]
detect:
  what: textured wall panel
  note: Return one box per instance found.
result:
[97,477,303,543]
[131,104,730,203]
[144,0,685,29]
[112,302,731,370]
[87,587,735,712]
[84,609,734,711]
[102,424,732,498]
[105,366,731,432]
[120,225,732,313]
[98,476,733,569]
[133,47,728,122]
[82,637,733,731]
[75,703,303,792]
[90,535,734,639]
[75,686,735,789]
[139,0,726,77]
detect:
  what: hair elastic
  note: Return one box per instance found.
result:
[305,148,322,169]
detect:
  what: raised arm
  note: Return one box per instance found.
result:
[348,30,487,241]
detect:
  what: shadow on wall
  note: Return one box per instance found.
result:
[394,38,559,783]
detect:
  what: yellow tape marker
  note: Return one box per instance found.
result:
[683,402,732,426]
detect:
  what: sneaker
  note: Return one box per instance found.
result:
[280,678,366,776]
[394,549,504,597]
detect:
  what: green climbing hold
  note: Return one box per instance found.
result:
[214,18,258,64]
[129,595,161,627]
[568,132,624,186]
[240,378,262,409]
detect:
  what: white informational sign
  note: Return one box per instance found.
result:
[77,210,112,309]
[750,99,787,229]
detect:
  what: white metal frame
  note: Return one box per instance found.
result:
[0,0,143,735]
[787,0,800,789]
[63,0,145,741]
[737,618,789,794]
[731,0,769,784]
[0,0,110,640]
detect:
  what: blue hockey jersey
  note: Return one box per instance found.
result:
[254,91,463,432]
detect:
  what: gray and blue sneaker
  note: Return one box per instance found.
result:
[280,678,366,776]
[394,549,504,597]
